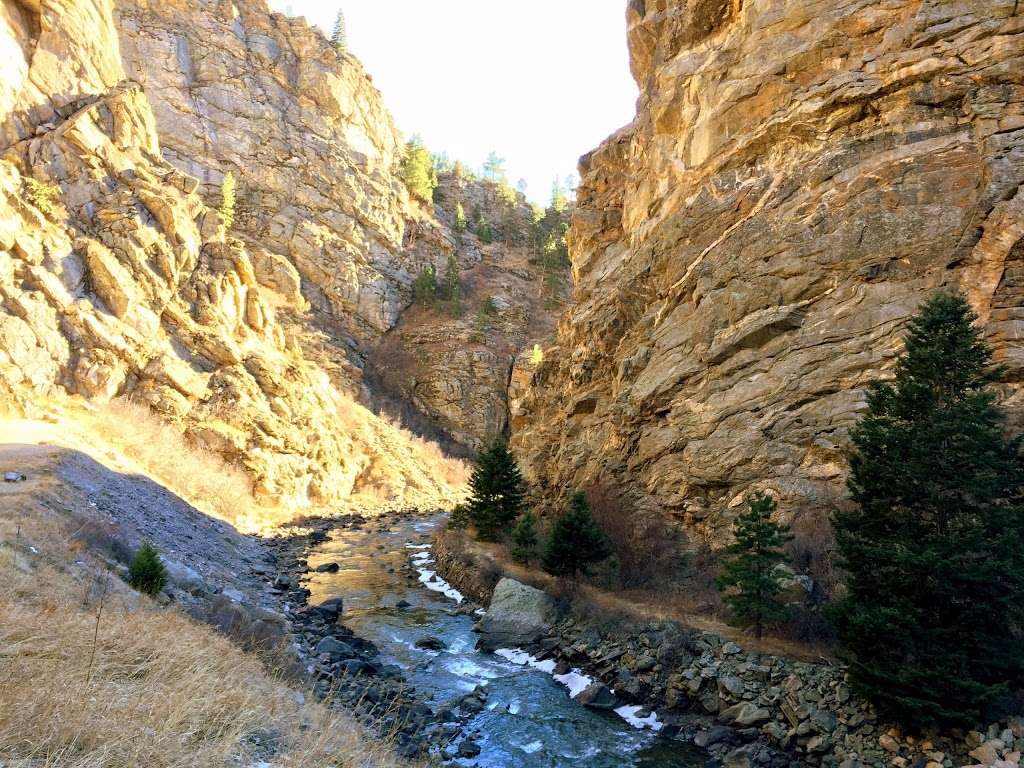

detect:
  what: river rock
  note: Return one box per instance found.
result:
[721,701,771,727]
[457,739,482,758]
[314,597,344,621]
[314,562,340,573]
[575,682,620,711]
[414,636,446,651]
[476,578,557,651]
[315,637,355,660]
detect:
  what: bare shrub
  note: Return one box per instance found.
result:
[785,510,837,598]
[586,483,686,589]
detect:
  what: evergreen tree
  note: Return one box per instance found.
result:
[219,171,236,231]
[510,511,539,564]
[715,492,793,641]
[475,217,493,244]
[454,202,467,233]
[482,151,506,183]
[541,491,610,580]
[400,136,437,203]
[331,9,347,51]
[467,439,526,541]
[412,264,437,307]
[443,252,461,316]
[550,177,568,213]
[448,503,471,531]
[831,291,1024,727]
[128,541,168,596]
[516,178,529,195]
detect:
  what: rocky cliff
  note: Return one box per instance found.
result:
[512,0,1024,542]
[0,0,465,509]
[365,171,568,453]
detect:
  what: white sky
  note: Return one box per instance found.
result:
[267,1,639,205]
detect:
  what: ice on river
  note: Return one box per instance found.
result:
[496,647,665,731]
[414,565,464,603]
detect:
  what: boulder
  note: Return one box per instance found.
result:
[414,636,446,651]
[476,578,557,651]
[314,562,340,573]
[575,682,620,711]
[315,637,355,659]
[720,701,771,727]
[314,597,344,620]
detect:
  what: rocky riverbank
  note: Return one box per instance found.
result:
[432,532,1024,768]
[262,511,459,759]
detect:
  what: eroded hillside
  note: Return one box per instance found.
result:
[512,0,1024,541]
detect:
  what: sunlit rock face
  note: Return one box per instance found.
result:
[0,0,462,509]
[113,0,560,453]
[114,0,427,354]
[513,0,1024,541]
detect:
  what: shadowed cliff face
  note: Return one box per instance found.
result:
[512,0,1024,541]
[0,0,467,510]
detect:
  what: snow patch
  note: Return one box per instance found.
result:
[414,564,464,603]
[614,704,664,732]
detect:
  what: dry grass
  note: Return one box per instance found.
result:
[84,398,259,528]
[336,393,469,507]
[0,476,410,768]
[2,394,468,535]
[444,526,834,663]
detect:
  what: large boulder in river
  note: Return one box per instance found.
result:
[477,578,557,651]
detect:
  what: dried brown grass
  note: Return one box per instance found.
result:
[84,398,260,528]
[0,491,410,768]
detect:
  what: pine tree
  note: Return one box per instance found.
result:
[475,218,493,244]
[831,291,1024,727]
[454,202,467,233]
[400,136,437,203]
[128,541,168,596]
[541,491,610,581]
[467,439,526,541]
[511,511,539,564]
[550,177,568,213]
[482,151,506,183]
[331,9,347,51]
[219,171,236,231]
[443,252,461,316]
[716,492,793,641]
[412,264,437,307]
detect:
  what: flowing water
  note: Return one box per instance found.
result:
[305,516,705,768]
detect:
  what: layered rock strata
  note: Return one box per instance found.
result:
[513,0,1024,540]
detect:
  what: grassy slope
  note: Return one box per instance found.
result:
[0,445,413,767]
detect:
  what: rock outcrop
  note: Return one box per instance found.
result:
[113,0,561,453]
[513,0,1024,541]
[114,0,428,355]
[0,0,463,509]
[366,171,566,452]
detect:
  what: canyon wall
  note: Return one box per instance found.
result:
[512,0,1024,542]
[114,0,556,450]
[0,0,464,508]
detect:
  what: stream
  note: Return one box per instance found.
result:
[304,515,705,767]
